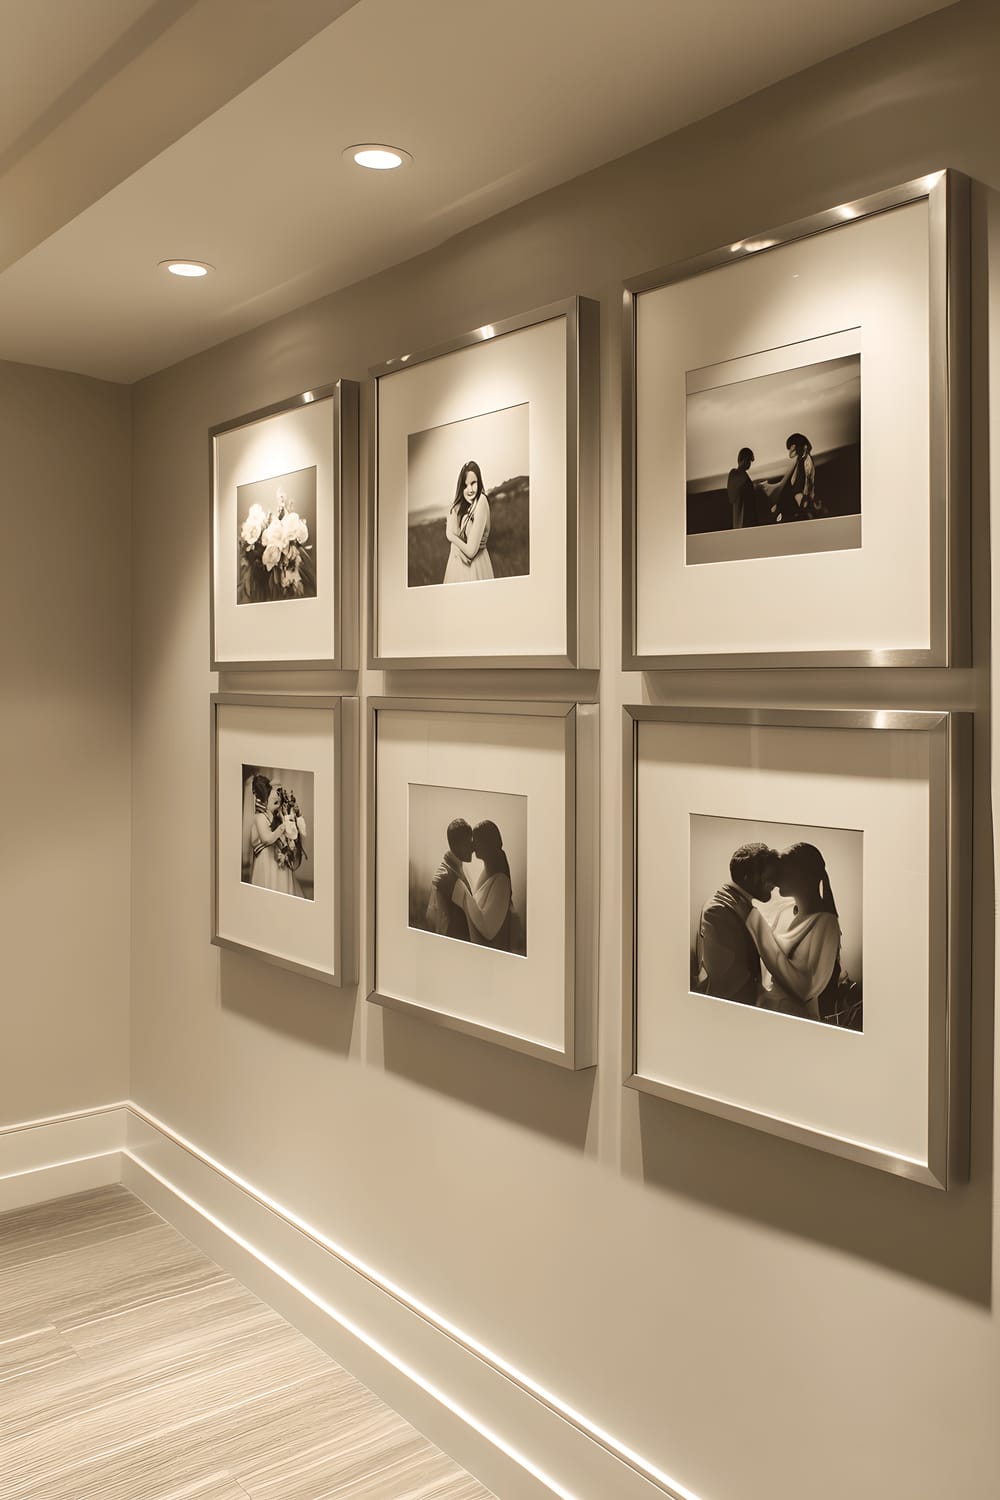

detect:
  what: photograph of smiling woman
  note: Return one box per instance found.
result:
[406,402,530,588]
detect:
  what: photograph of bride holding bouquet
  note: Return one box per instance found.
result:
[240,764,315,902]
[689,814,862,1030]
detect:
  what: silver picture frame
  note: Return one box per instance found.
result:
[623,704,970,1187]
[211,692,358,987]
[623,170,970,669]
[368,297,599,668]
[210,379,359,670]
[367,696,598,1067]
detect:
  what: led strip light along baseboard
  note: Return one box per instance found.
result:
[126,1101,699,1500]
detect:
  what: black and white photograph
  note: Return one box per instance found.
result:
[689,813,862,1029]
[236,464,317,605]
[406,403,530,588]
[407,782,527,955]
[240,763,315,902]
[685,352,861,565]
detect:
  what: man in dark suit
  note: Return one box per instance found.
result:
[726,447,758,528]
[697,842,777,1005]
[426,818,474,940]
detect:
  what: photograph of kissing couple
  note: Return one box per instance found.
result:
[690,815,862,1030]
[408,783,527,956]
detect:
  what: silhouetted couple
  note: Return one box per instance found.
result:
[697,840,847,1023]
[727,434,819,528]
[426,816,516,950]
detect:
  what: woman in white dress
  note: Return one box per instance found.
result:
[745,842,842,1022]
[443,460,494,584]
[249,774,300,898]
[444,820,517,951]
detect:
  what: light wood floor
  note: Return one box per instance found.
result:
[0,1185,496,1500]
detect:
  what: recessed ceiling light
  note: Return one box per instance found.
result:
[346,143,412,171]
[159,259,213,278]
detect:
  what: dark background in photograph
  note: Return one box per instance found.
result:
[408,781,527,955]
[236,464,318,604]
[240,762,315,901]
[689,813,862,1027]
[406,403,530,587]
[685,353,861,536]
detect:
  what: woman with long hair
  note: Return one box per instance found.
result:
[745,842,842,1021]
[443,459,494,584]
[248,773,303,898]
[440,819,517,950]
[762,432,817,523]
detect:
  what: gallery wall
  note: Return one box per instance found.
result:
[130,4,1000,1498]
[1,359,132,1125]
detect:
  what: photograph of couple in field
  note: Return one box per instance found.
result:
[689,813,862,1030]
[406,402,530,589]
[407,782,527,956]
[685,351,861,566]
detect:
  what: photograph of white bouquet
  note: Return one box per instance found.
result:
[237,464,317,605]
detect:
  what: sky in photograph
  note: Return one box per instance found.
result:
[407,402,529,526]
[686,354,860,490]
[237,463,317,528]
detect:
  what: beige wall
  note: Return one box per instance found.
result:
[1,359,131,1125]
[130,4,1000,1498]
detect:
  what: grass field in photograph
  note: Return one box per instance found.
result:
[407,484,529,587]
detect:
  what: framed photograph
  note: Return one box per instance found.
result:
[212,693,358,985]
[623,170,969,667]
[211,381,359,669]
[368,698,597,1066]
[623,705,969,1186]
[369,297,599,667]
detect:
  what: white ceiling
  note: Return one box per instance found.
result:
[0,0,951,383]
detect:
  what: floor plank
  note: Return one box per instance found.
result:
[0,1185,495,1500]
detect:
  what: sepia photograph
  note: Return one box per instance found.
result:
[240,763,315,901]
[406,403,530,588]
[685,352,861,565]
[407,782,527,955]
[689,813,862,1029]
[236,464,317,605]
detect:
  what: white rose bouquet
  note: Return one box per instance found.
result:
[238,488,315,604]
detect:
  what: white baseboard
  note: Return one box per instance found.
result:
[123,1104,691,1500]
[0,1102,691,1500]
[0,1104,126,1212]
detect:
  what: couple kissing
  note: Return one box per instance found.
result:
[697,840,853,1025]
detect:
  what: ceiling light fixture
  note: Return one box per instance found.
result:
[346,143,412,171]
[159,259,213,278]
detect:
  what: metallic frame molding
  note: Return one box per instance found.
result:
[367,696,598,1068]
[209,380,360,671]
[622,704,971,1188]
[622,170,971,669]
[210,692,359,987]
[367,297,600,669]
